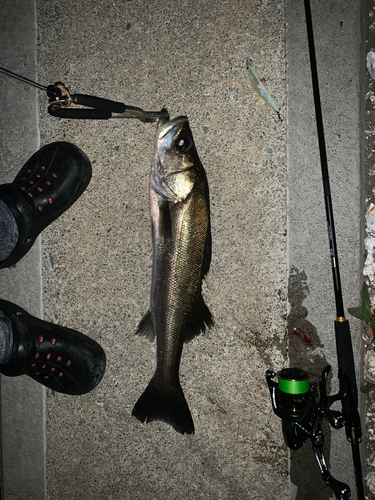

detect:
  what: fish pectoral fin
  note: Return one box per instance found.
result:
[158,200,172,245]
[135,310,155,342]
[183,293,214,343]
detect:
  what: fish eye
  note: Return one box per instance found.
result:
[175,135,191,152]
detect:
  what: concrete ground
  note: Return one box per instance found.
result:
[0,0,365,499]
[0,1,45,499]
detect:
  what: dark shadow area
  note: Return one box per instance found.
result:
[287,266,332,500]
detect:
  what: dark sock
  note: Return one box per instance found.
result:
[0,310,13,364]
[0,199,19,262]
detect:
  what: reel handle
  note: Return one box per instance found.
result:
[325,475,350,500]
[322,408,345,430]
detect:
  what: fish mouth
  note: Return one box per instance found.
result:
[158,116,188,140]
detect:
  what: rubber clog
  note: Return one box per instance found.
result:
[0,300,106,395]
[0,142,92,268]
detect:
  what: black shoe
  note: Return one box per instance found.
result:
[0,300,106,395]
[0,142,92,269]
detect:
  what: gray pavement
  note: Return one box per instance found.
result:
[0,0,365,499]
[0,1,45,500]
[286,1,364,498]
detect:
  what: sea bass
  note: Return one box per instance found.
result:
[132,116,213,434]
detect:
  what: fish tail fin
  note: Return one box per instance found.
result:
[132,378,194,435]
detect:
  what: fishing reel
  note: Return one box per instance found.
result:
[266,366,351,500]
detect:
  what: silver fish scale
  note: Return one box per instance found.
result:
[151,181,209,386]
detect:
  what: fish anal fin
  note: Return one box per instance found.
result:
[202,221,211,278]
[184,293,214,343]
[135,310,155,342]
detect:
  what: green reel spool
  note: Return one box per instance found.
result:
[278,368,310,395]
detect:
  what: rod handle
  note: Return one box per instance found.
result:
[334,319,358,406]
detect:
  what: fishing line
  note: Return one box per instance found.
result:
[0,66,47,91]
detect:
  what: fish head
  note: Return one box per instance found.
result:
[153,116,199,203]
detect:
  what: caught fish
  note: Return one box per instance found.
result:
[132,115,213,434]
[245,59,281,119]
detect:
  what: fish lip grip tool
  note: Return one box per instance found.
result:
[0,67,169,123]
[47,82,169,122]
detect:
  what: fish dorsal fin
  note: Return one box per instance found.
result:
[183,293,214,343]
[135,310,155,342]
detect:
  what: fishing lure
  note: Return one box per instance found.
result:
[245,60,281,120]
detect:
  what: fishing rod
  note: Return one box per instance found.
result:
[266,1,364,499]
[0,66,169,122]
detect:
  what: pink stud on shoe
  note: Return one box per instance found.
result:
[35,353,40,359]
[67,360,72,366]
[46,354,51,360]
[57,356,62,362]
[39,336,43,343]
[59,372,63,377]
[51,338,56,345]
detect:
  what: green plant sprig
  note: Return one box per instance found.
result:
[348,287,375,400]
